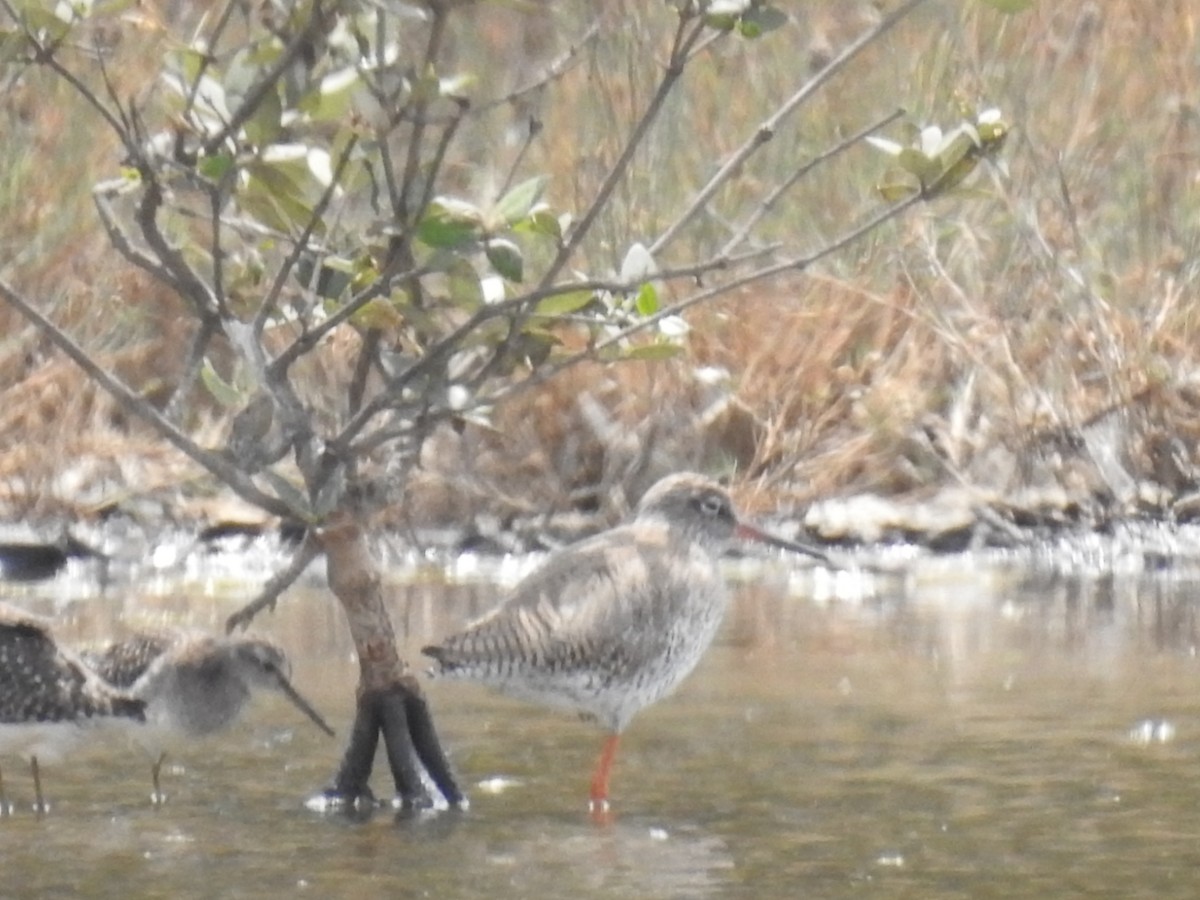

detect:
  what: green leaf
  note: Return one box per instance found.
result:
[439,72,476,100]
[739,6,787,38]
[703,12,738,31]
[200,359,244,408]
[295,255,353,300]
[224,44,282,122]
[876,178,919,203]
[896,147,942,184]
[517,206,563,241]
[977,0,1033,12]
[347,297,404,331]
[485,238,524,282]
[16,3,72,41]
[410,66,442,104]
[94,0,140,15]
[622,342,684,361]
[243,85,283,146]
[0,29,31,63]
[241,161,322,234]
[198,152,235,181]
[927,154,982,196]
[445,257,485,309]
[299,67,362,124]
[492,176,547,227]
[417,197,484,248]
[535,290,596,317]
[634,282,659,316]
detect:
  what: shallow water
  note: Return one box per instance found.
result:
[6,546,1200,898]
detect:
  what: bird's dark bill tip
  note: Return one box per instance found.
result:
[272,674,336,737]
[735,522,831,564]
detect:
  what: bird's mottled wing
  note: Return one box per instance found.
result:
[82,631,177,688]
[0,618,144,724]
[424,521,713,678]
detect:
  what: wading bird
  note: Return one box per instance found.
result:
[423,472,829,814]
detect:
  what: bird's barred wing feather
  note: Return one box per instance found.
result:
[423,522,714,675]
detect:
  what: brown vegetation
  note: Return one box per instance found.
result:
[2,1,1199,536]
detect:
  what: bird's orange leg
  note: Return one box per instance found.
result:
[30,756,46,814]
[589,733,621,814]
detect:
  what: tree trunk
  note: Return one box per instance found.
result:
[318,511,463,809]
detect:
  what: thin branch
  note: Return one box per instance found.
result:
[92,32,138,156]
[0,278,297,519]
[369,8,403,221]
[183,0,238,123]
[135,174,219,316]
[650,0,931,256]
[163,314,219,423]
[495,116,541,201]
[329,246,779,456]
[416,98,469,220]
[200,1,335,156]
[720,107,907,257]
[348,19,599,131]
[255,133,361,341]
[225,531,321,632]
[208,186,230,317]
[94,189,188,296]
[396,2,451,223]
[537,13,711,289]
[268,260,426,379]
[476,19,601,115]
[347,328,380,418]
[483,190,928,409]
[3,1,129,139]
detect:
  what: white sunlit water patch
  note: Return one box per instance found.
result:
[476,776,519,795]
[1127,718,1176,746]
[444,552,541,589]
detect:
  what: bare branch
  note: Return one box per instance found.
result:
[94,189,189,296]
[182,0,239,124]
[208,186,230,317]
[650,0,931,256]
[495,116,541,202]
[225,531,321,633]
[483,190,927,409]
[255,133,362,341]
[475,18,602,114]
[720,107,907,257]
[268,260,427,379]
[537,13,712,289]
[163,315,219,423]
[0,277,297,519]
[135,173,219,316]
[396,2,451,224]
[200,2,337,156]
[3,2,130,142]
[328,245,780,457]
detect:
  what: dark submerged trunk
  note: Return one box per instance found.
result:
[319,512,464,810]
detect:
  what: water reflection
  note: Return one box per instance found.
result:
[4,550,1200,897]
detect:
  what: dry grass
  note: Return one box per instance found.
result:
[2,1,1199,529]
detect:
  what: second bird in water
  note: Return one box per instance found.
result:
[85,632,334,800]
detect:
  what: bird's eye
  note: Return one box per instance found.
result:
[698,494,725,517]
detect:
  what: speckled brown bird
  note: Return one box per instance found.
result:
[0,602,145,812]
[423,472,829,812]
[84,631,334,799]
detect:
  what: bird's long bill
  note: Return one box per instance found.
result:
[269,670,336,737]
[735,522,831,565]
